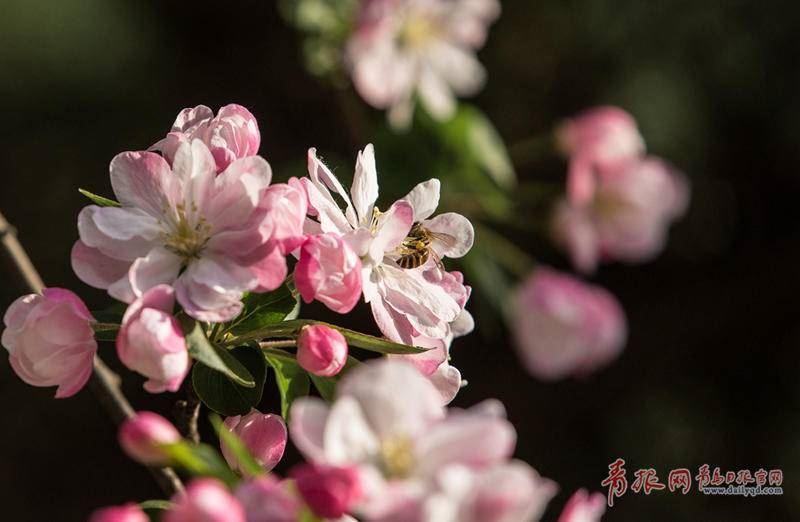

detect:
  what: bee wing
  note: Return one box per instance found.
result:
[428,231,459,250]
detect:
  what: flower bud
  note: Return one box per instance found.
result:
[165,478,245,522]
[221,410,287,473]
[297,325,348,377]
[89,503,148,522]
[1,288,96,398]
[290,463,362,519]
[235,476,301,522]
[118,411,181,466]
[295,234,362,314]
[558,489,606,522]
[116,285,189,393]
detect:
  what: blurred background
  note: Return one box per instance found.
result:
[1,0,798,520]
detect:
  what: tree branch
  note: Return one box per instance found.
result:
[0,210,183,496]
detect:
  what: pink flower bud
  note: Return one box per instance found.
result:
[296,325,348,377]
[261,179,308,256]
[295,234,363,314]
[558,489,606,522]
[165,478,245,522]
[235,476,301,522]
[89,503,148,522]
[221,410,287,473]
[511,268,627,381]
[1,288,96,398]
[116,285,189,393]
[118,411,181,466]
[290,463,362,519]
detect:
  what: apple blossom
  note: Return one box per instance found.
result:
[221,410,287,473]
[1,288,96,398]
[71,138,296,322]
[116,285,189,393]
[296,324,349,377]
[151,104,260,173]
[164,478,245,522]
[348,0,501,127]
[558,489,606,522]
[511,268,627,380]
[118,411,181,466]
[552,156,689,273]
[235,476,302,522]
[89,503,148,522]
[291,463,363,519]
[295,233,363,314]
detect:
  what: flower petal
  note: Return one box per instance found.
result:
[402,179,441,222]
[110,150,179,217]
[423,212,474,258]
[351,144,379,225]
[70,240,131,290]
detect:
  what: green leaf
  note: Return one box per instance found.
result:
[192,345,267,416]
[209,413,264,477]
[139,500,171,511]
[264,351,310,419]
[184,320,255,388]
[228,285,299,335]
[78,188,120,207]
[309,356,360,402]
[159,441,238,486]
[462,107,517,190]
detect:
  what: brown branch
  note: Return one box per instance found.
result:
[0,210,183,496]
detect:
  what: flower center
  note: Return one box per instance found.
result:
[380,436,415,479]
[398,13,439,50]
[161,203,211,262]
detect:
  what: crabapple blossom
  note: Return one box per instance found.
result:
[511,268,627,381]
[296,324,349,377]
[295,233,363,314]
[89,503,148,522]
[235,476,302,522]
[290,463,363,518]
[151,104,260,173]
[71,138,300,322]
[348,0,501,127]
[116,285,189,393]
[221,410,287,473]
[164,478,245,522]
[557,106,645,205]
[1,288,96,398]
[552,156,689,273]
[118,411,181,466]
[558,489,606,522]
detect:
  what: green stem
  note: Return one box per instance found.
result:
[474,223,536,279]
[259,340,297,350]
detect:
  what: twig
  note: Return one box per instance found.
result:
[174,380,201,444]
[0,210,183,496]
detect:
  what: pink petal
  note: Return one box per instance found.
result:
[71,240,131,290]
[110,150,180,217]
[423,212,474,258]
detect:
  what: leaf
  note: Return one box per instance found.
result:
[139,500,171,511]
[309,356,360,402]
[192,345,267,416]
[159,441,238,486]
[264,351,310,419]
[228,285,299,335]
[184,320,255,388]
[209,413,264,477]
[78,188,120,207]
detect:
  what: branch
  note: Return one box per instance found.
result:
[0,210,183,496]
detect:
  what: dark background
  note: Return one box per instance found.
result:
[1,1,798,520]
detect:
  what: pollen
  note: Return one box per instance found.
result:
[380,436,415,479]
[161,202,211,261]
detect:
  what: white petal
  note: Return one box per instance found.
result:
[323,396,381,466]
[109,151,179,218]
[128,247,182,297]
[307,148,358,227]
[423,212,474,258]
[417,64,457,121]
[351,144,379,225]
[402,179,441,221]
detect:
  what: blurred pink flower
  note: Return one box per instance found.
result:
[221,410,287,473]
[1,288,96,398]
[116,285,189,393]
[297,325,349,377]
[557,106,645,205]
[151,104,260,173]
[72,139,292,322]
[235,476,302,522]
[511,268,627,381]
[295,233,363,314]
[291,463,363,519]
[348,0,501,127]
[118,411,181,466]
[89,503,148,522]
[553,156,689,273]
[165,478,245,522]
[557,489,606,522]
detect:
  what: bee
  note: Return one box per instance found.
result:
[395,223,457,270]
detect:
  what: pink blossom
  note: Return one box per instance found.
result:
[348,0,501,127]
[151,104,260,173]
[1,288,96,398]
[165,478,245,522]
[118,411,181,466]
[297,325,349,377]
[72,139,286,322]
[221,410,287,473]
[557,106,645,205]
[295,234,363,314]
[558,489,606,522]
[553,156,689,273]
[116,285,189,393]
[89,503,148,522]
[235,476,302,522]
[511,268,627,381]
[291,463,363,518]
